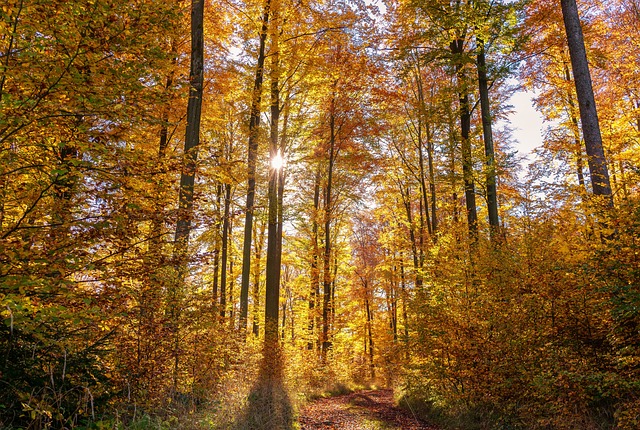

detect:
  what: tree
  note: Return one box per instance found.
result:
[240,0,272,331]
[264,0,282,344]
[560,0,613,203]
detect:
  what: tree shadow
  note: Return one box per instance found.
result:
[233,343,294,429]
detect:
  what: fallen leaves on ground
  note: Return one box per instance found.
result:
[298,389,438,429]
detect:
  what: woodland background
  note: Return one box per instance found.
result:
[1,0,639,429]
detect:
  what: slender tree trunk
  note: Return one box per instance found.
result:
[364,280,375,379]
[560,0,613,204]
[264,0,281,344]
[322,93,337,361]
[228,256,236,322]
[150,39,177,251]
[212,184,222,307]
[399,253,409,343]
[240,0,271,330]
[619,161,629,200]
[414,67,432,239]
[281,284,287,340]
[252,217,266,336]
[563,59,587,191]
[220,183,231,318]
[476,38,499,234]
[0,0,23,103]
[174,0,204,255]
[389,272,398,342]
[426,121,438,235]
[447,105,460,227]
[171,0,204,393]
[400,184,422,289]
[451,39,477,239]
[309,167,321,350]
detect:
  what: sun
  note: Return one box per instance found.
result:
[271,151,284,169]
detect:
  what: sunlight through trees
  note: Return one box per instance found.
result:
[1,0,639,429]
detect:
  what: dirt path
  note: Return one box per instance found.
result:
[298,389,438,429]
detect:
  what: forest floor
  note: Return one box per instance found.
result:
[297,389,438,429]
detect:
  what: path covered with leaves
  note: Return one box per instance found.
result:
[298,389,438,429]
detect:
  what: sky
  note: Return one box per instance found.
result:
[506,90,545,163]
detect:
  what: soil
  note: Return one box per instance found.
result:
[297,389,438,429]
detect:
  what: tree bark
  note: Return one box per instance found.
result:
[476,38,499,234]
[364,280,375,379]
[563,60,587,191]
[264,0,281,344]
[170,0,204,393]
[400,184,422,289]
[451,39,477,239]
[174,0,204,254]
[322,91,337,361]
[252,217,266,336]
[560,0,613,204]
[220,182,231,318]
[240,0,271,330]
[309,167,321,350]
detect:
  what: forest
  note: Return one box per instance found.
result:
[1,0,639,428]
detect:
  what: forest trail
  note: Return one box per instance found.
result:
[298,389,438,429]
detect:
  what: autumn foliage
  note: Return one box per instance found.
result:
[1,0,639,429]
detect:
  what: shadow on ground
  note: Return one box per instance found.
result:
[233,343,294,430]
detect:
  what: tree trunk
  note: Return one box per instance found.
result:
[174,0,204,256]
[252,217,266,336]
[309,167,321,350]
[264,0,281,344]
[476,38,499,234]
[426,121,438,235]
[322,92,337,361]
[220,182,231,318]
[413,67,433,240]
[240,0,271,330]
[560,0,613,204]
[364,280,375,379]
[212,184,222,307]
[451,39,477,239]
[229,255,235,322]
[562,60,587,191]
[399,253,409,343]
[171,0,204,392]
[400,184,422,289]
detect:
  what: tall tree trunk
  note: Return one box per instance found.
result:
[389,269,398,342]
[174,0,204,257]
[364,280,375,379]
[399,253,409,343]
[171,0,204,392]
[264,0,281,344]
[413,66,433,240]
[309,167,321,350]
[240,0,271,330]
[212,184,222,307]
[252,217,266,336]
[562,60,587,191]
[560,0,613,204]
[400,184,422,289]
[447,105,460,227]
[451,39,477,239]
[322,92,337,361]
[426,120,438,235]
[220,182,231,318]
[228,255,235,323]
[476,38,499,234]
